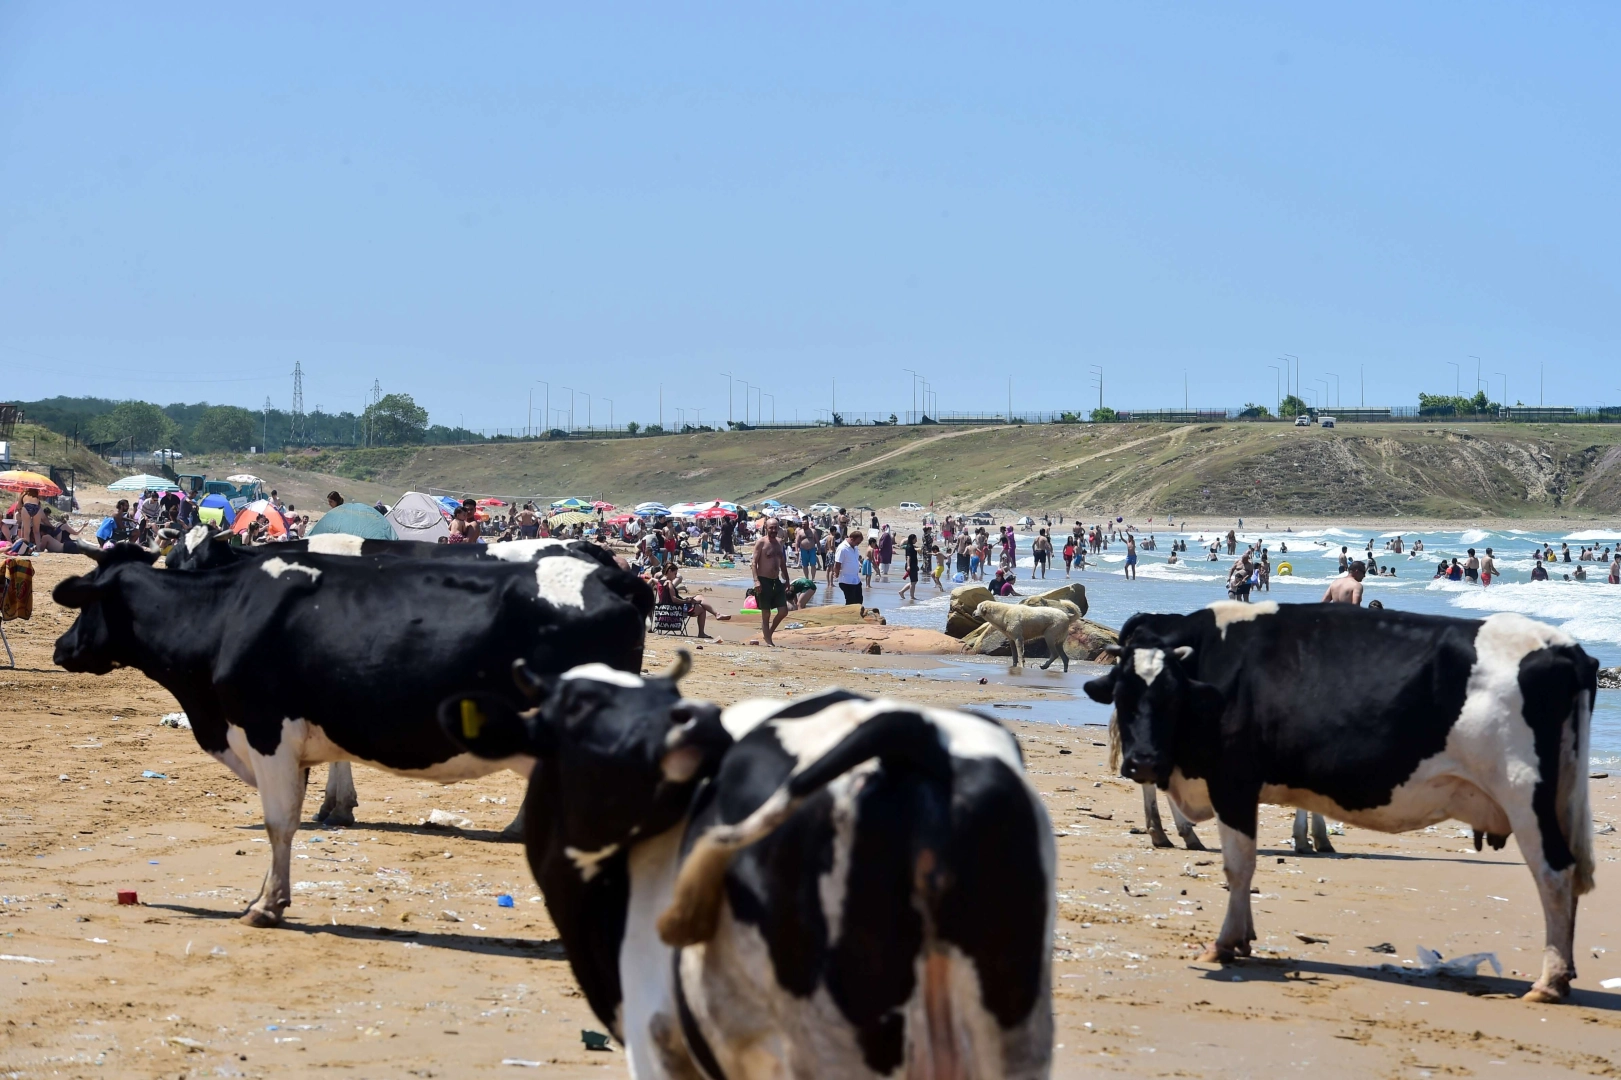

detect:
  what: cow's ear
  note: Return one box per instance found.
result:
[53,574,106,609]
[438,692,548,759]
[661,701,730,783]
[1082,667,1119,704]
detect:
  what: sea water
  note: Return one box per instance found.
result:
[870,524,1621,765]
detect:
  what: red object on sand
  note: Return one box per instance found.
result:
[117,890,138,905]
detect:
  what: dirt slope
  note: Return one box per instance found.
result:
[189,422,1621,520]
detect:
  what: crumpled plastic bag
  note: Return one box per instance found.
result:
[1382,946,1502,978]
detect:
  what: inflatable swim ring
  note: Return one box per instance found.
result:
[1276,562,1293,576]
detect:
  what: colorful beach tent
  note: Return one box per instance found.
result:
[386,491,452,543]
[230,501,290,538]
[108,474,180,493]
[309,502,398,541]
[197,492,233,527]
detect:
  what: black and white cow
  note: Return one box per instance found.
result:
[160,528,630,828]
[1083,600,1597,1002]
[52,542,652,927]
[441,657,1055,1078]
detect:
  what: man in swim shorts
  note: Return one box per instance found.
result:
[752,519,791,646]
[1124,533,1138,580]
[1480,547,1496,586]
[1322,560,1366,605]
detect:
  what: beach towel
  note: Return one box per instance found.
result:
[2,558,33,621]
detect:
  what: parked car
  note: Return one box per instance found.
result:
[1293,416,1311,427]
[1319,416,1336,428]
[151,448,185,460]
[898,501,924,512]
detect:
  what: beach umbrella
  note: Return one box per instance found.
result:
[0,470,61,497]
[108,473,180,493]
[476,498,507,507]
[225,474,264,485]
[634,500,668,511]
[230,502,290,538]
[548,510,594,527]
[308,502,398,541]
[437,495,464,514]
[694,506,736,519]
[551,497,591,510]
[592,500,616,511]
[605,512,634,525]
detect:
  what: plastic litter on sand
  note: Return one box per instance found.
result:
[142,770,167,779]
[159,712,191,729]
[1601,977,1621,989]
[1381,946,1502,978]
[497,894,515,908]
[117,890,138,905]
[502,1060,543,1068]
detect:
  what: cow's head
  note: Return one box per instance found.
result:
[1082,633,1221,786]
[164,526,238,571]
[438,649,730,866]
[52,545,162,674]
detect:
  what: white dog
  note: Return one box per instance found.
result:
[974,598,1082,673]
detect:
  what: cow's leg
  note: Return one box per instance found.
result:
[1008,632,1024,674]
[1501,804,1579,1002]
[1169,801,1205,850]
[497,761,536,842]
[1292,809,1311,854]
[315,761,358,827]
[1199,819,1258,963]
[1142,785,1173,848]
[242,744,307,928]
[1310,812,1336,854]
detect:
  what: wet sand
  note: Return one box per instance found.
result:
[2,553,1620,1077]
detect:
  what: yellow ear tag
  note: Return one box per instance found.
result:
[460,699,486,740]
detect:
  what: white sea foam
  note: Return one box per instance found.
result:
[1561,529,1621,542]
[1444,580,1621,646]
[1457,528,1491,544]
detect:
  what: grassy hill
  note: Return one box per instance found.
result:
[5,423,124,487]
[173,421,1621,521]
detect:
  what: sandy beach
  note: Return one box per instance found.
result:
[2,552,1619,1078]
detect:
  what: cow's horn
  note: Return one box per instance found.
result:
[1102,644,1122,656]
[1173,645,1195,661]
[659,649,693,683]
[511,658,547,699]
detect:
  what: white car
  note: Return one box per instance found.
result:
[151,448,185,460]
[1293,416,1311,427]
[898,501,924,513]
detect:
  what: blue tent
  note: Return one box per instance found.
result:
[309,502,399,541]
[438,495,463,514]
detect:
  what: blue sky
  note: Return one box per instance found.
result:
[2,4,1617,428]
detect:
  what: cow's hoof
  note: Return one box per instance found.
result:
[498,821,525,844]
[1293,843,1312,855]
[1150,833,1175,849]
[1181,833,1207,852]
[1196,943,1235,964]
[1523,983,1568,1004]
[1313,841,1337,855]
[240,906,285,928]
[321,807,357,828]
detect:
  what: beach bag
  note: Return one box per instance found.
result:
[96,517,116,542]
[2,558,33,621]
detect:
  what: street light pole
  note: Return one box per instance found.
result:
[1267,364,1281,416]
[722,372,733,427]
[561,386,575,432]
[1469,356,1481,396]
[904,368,918,425]
[604,397,613,430]
[763,393,775,423]
[536,381,549,436]
[582,392,591,432]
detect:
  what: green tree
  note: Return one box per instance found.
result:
[1278,395,1308,418]
[86,400,180,450]
[361,393,429,446]
[1239,403,1271,418]
[1418,391,1500,416]
[1090,406,1118,423]
[644,423,665,434]
[190,405,256,452]
[624,420,640,435]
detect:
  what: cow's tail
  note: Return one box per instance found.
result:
[1567,662,1597,897]
[657,709,952,948]
[1108,710,1122,775]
